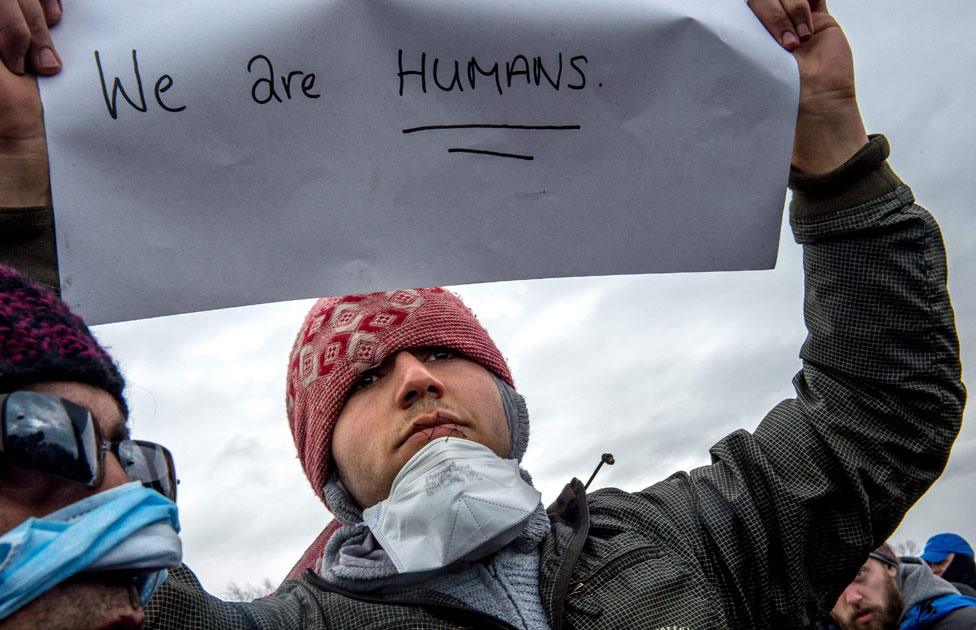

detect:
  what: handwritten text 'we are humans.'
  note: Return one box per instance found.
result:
[93,49,590,160]
[92,49,592,118]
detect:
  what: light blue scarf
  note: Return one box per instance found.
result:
[0,482,181,620]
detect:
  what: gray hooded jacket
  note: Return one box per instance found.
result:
[898,558,976,629]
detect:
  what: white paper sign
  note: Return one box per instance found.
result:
[39,0,798,324]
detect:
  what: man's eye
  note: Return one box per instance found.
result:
[425,349,455,362]
[352,372,380,392]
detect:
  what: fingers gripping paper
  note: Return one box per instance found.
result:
[39,0,798,324]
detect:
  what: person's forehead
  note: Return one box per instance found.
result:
[388,345,453,359]
[18,381,128,441]
[868,556,896,571]
[338,347,496,412]
[369,346,481,370]
[858,557,895,585]
[863,557,884,571]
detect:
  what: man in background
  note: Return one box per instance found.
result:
[0,265,181,627]
[922,533,976,597]
[830,544,976,630]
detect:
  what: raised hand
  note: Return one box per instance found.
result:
[0,0,62,75]
[748,0,869,174]
[0,0,55,207]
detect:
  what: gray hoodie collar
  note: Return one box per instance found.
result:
[897,557,963,622]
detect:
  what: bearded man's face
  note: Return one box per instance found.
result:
[830,558,903,630]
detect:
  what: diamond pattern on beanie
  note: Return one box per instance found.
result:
[286,288,512,506]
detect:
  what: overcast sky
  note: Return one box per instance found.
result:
[86,0,976,596]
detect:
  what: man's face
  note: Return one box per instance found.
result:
[927,553,954,576]
[331,348,510,509]
[830,558,903,630]
[0,381,145,629]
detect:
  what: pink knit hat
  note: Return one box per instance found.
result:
[286,288,512,503]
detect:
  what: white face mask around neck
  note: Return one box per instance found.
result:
[361,437,541,574]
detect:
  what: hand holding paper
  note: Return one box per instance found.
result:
[0,37,49,209]
[0,0,61,76]
[722,0,869,172]
[788,4,869,174]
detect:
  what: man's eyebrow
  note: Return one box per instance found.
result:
[103,419,131,443]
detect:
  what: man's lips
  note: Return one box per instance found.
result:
[855,610,875,625]
[402,409,465,445]
[95,585,144,629]
[95,609,144,630]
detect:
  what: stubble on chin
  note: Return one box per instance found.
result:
[0,579,142,629]
[879,573,903,630]
[835,575,903,630]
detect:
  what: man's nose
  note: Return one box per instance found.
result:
[392,351,445,408]
[844,586,863,606]
[99,452,133,491]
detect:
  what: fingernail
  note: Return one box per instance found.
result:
[37,47,60,70]
[51,2,62,20]
[781,31,800,49]
[797,22,811,40]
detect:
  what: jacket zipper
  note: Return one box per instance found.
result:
[550,479,591,629]
[564,543,659,600]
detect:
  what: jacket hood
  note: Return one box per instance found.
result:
[897,557,962,621]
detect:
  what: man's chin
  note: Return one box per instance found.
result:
[405,424,467,446]
[838,609,893,630]
[93,609,145,630]
[0,578,144,629]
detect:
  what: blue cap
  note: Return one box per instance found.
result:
[921,533,974,564]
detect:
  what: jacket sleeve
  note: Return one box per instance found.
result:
[644,136,964,625]
[144,565,266,629]
[144,564,331,629]
[0,206,60,292]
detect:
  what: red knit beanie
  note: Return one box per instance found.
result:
[286,288,512,504]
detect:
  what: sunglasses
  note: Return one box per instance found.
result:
[0,391,178,502]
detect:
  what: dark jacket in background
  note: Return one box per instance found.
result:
[0,206,59,292]
[941,553,976,596]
